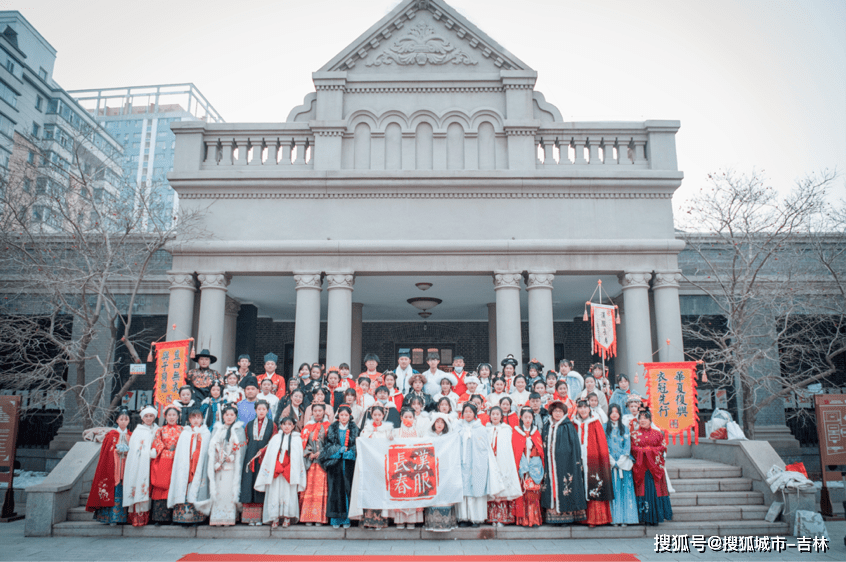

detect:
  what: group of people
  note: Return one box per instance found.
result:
[86,348,672,531]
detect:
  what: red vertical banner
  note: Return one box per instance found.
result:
[590,303,617,359]
[153,339,191,408]
[644,361,699,445]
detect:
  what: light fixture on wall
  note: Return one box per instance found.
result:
[407,296,442,319]
[415,282,433,291]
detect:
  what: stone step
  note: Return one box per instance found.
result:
[671,477,753,493]
[671,505,771,522]
[66,506,94,522]
[50,519,791,539]
[665,463,742,480]
[670,491,764,507]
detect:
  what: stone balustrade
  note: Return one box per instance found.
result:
[197,125,315,168]
[535,124,649,167]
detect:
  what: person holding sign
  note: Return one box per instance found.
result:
[86,407,132,525]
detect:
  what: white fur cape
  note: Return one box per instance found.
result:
[195,420,246,515]
[167,424,211,508]
[122,423,157,510]
[487,423,524,501]
[253,431,306,523]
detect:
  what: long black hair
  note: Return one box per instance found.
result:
[606,404,626,438]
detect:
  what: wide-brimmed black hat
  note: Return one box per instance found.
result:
[195,349,217,364]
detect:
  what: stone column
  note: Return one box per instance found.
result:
[293,273,322,370]
[326,273,354,369]
[351,303,363,374]
[652,271,684,362]
[527,272,555,373]
[619,272,653,397]
[487,303,497,367]
[196,273,230,368]
[494,272,523,373]
[166,272,196,342]
[221,296,240,371]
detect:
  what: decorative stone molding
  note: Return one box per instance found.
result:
[312,128,345,137]
[502,83,534,90]
[493,272,522,289]
[504,128,538,137]
[653,271,682,290]
[345,87,502,94]
[180,191,674,201]
[326,273,355,290]
[366,23,477,67]
[618,272,651,290]
[315,84,345,91]
[294,273,322,290]
[224,297,241,317]
[526,272,554,290]
[198,273,230,291]
[167,273,195,291]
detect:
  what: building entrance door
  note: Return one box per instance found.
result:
[398,344,456,372]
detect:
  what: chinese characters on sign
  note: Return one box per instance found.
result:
[386,443,438,501]
[153,339,191,408]
[590,303,617,359]
[644,361,699,444]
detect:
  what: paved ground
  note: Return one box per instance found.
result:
[3,519,845,562]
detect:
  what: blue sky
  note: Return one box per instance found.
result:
[9,0,845,210]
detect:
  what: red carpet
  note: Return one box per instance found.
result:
[178,554,638,562]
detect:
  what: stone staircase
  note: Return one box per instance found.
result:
[52,458,790,538]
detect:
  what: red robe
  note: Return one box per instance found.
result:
[86,429,130,511]
[477,412,490,426]
[574,415,613,525]
[548,392,577,420]
[452,371,467,396]
[511,426,544,520]
[631,427,669,497]
[386,387,404,411]
[150,424,182,500]
[257,372,286,400]
[503,412,518,428]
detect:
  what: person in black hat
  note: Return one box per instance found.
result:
[186,349,222,401]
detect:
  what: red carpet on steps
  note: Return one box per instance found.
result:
[177,554,639,562]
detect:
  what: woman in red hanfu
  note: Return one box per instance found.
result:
[499,396,518,428]
[512,407,545,527]
[631,409,673,526]
[572,399,614,526]
[150,405,183,523]
[86,407,132,525]
[382,372,405,411]
[485,406,522,526]
[300,403,331,525]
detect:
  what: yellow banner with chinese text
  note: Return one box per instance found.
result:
[153,339,190,409]
[644,361,699,445]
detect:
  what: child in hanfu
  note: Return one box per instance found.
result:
[605,404,638,526]
[348,405,393,529]
[423,414,456,532]
[388,408,425,529]
[201,382,225,428]
[485,406,522,526]
[239,399,276,525]
[300,403,331,526]
[123,405,159,526]
[541,400,587,525]
[222,371,245,405]
[512,407,545,527]
[150,405,183,524]
[253,417,306,528]
[86,407,132,525]
[319,405,358,529]
[198,404,246,526]
[168,408,210,525]
[455,403,504,527]
[573,399,613,526]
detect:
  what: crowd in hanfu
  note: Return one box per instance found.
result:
[86,348,673,531]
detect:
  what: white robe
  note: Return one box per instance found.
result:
[196,421,246,516]
[348,420,394,520]
[257,392,280,419]
[394,365,416,394]
[254,431,307,523]
[123,423,157,512]
[167,424,211,508]
[486,423,523,501]
[510,389,531,411]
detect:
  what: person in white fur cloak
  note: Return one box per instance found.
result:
[167,407,211,524]
[253,416,306,528]
[196,404,246,525]
[348,405,394,529]
[123,405,158,526]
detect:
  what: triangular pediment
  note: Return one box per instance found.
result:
[319,0,531,75]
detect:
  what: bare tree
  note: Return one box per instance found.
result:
[0,122,206,429]
[677,169,845,436]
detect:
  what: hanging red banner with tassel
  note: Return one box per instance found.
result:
[589,303,617,359]
[644,361,700,445]
[152,339,191,409]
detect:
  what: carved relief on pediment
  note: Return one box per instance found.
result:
[366,22,477,67]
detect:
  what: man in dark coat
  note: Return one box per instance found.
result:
[541,400,588,524]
